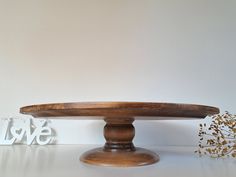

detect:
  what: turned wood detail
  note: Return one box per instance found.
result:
[20,102,220,167]
[103,117,135,151]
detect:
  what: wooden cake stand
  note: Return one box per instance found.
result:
[20,102,219,167]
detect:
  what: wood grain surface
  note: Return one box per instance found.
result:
[19,102,220,166]
[20,102,220,119]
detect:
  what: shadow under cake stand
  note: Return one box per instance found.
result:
[20,102,219,167]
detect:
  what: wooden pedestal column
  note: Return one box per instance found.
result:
[80,117,160,167]
[20,102,220,167]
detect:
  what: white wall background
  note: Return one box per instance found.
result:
[0,0,235,145]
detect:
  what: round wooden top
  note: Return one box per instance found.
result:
[20,102,219,119]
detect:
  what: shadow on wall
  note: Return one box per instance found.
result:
[134,119,201,146]
[86,120,105,144]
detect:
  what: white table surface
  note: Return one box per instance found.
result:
[0,145,235,177]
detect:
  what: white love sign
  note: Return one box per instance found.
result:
[0,118,53,145]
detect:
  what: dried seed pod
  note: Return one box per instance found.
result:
[195,112,236,158]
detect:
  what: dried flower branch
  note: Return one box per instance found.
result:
[195,112,236,158]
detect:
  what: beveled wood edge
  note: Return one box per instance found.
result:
[20,101,220,118]
[20,101,219,111]
[80,147,160,167]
